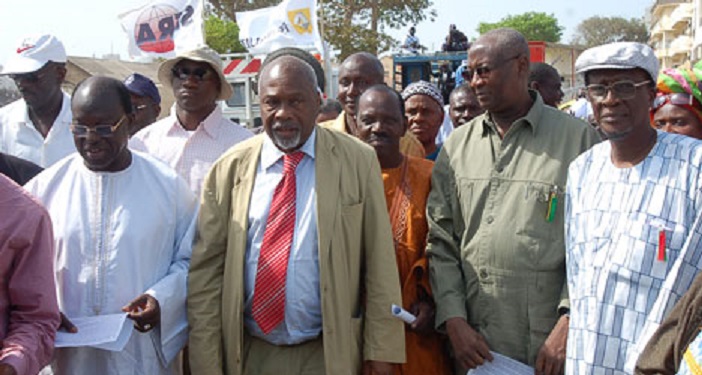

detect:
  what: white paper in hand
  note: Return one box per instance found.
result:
[391,304,417,324]
[466,351,534,375]
[55,313,133,352]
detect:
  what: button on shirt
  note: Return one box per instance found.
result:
[244,129,321,345]
[427,92,600,364]
[130,105,253,196]
[0,92,74,167]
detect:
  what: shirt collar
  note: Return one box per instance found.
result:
[170,104,224,138]
[481,90,544,136]
[261,127,316,171]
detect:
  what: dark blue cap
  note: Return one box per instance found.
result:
[123,73,161,104]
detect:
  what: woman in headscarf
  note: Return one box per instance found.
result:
[650,66,702,139]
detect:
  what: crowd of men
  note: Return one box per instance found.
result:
[3,26,702,375]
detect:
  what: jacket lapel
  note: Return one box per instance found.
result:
[315,129,340,258]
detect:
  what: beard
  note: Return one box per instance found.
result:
[271,128,302,151]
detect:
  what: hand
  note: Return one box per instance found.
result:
[446,317,493,370]
[409,301,435,334]
[59,312,78,333]
[534,315,569,375]
[362,361,394,375]
[0,364,17,375]
[122,294,160,333]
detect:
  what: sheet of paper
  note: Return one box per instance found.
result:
[466,351,534,375]
[55,313,133,351]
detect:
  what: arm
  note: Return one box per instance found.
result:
[426,147,466,328]
[361,154,406,364]
[140,177,197,364]
[426,148,492,369]
[1,209,59,375]
[186,167,229,375]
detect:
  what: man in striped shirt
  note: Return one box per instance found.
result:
[566,42,702,374]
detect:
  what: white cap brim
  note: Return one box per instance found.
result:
[1,55,47,75]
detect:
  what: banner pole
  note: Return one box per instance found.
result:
[317,0,333,96]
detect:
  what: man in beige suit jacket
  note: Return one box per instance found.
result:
[187,55,405,375]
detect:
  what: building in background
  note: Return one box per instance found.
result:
[650,0,697,68]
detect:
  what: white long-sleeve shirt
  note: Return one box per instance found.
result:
[25,151,197,375]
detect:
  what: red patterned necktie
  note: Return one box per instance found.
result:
[252,151,304,334]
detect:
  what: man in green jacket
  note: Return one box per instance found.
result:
[426,28,600,375]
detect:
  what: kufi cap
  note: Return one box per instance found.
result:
[401,80,443,110]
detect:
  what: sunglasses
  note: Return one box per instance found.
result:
[652,93,698,110]
[9,64,51,83]
[172,66,213,82]
[586,80,651,100]
[71,115,127,138]
[463,55,520,81]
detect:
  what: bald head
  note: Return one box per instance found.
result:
[71,76,133,172]
[472,28,529,62]
[73,76,133,115]
[341,52,384,83]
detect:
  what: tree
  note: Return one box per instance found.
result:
[207,0,279,22]
[204,15,246,54]
[206,0,436,61]
[477,12,563,42]
[320,0,436,60]
[571,16,649,48]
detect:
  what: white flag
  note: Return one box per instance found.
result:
[236,0,323,55]
[119,0,204,59]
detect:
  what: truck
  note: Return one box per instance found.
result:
[390,41,586,102]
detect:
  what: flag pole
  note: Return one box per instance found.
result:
[317,0,333,96]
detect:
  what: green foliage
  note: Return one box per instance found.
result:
[477,12,563,42]
[320,0,436,60]
[204,15,246,54]
[206,0,436,60]
[571,16,649,48]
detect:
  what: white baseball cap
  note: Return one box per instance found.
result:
[1,34,67,75]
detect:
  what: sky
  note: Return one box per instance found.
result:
[0,0,651,66]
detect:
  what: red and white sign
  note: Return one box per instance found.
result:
[223,58,262,76]
[119,0,204,59]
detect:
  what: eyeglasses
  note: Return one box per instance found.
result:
[71,115,127,138]
[586,80,651,100]
[9,63,51,83]
[172,66,213,82]
[652,93,698,111]
[135,104,148,112]
[463,55,521,81]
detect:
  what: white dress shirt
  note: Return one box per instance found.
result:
[0,92,75,167]
[130,105,253,196]
[244,129,321,345]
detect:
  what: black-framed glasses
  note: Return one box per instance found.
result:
[463,55,521,81]
[71,115,127,138]
[171,66,213,82]
[9,63,51,83]
[586,80,651,100]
